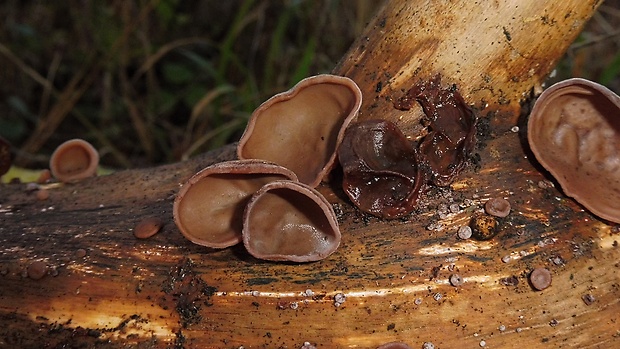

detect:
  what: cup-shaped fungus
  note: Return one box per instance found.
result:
[527,78,620,223]
[403,76,477,186]
[338,119,426,219]
[243,180,341,262]
[237,74,362,187]
[485,197,511,218]
[174,160,297,249]
[49,139,99,183]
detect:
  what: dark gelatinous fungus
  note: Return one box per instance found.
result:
[338,119,425,219]
[528,78,620,223]
[395,75,477,186]
[49,139,99,183]
[243,180,341,262]
[0,136,11,177]
[174,160,297,249]
[27,261,48,280]
[470,213,498,240]
[134,217,164,239]
[529,267,552,290]
[484,197,511,217]
[238,74,362,187]
[376,342,413,349]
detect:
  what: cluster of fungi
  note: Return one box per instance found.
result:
[0,74,617,273]
[174,75,362,262]
[172,74,479,262]
[0,66,618,347]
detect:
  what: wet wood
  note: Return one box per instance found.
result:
[1,0,618,348]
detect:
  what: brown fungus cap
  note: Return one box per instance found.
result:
[527,78,620,223]
[174,160,297,249]
[338,119,425,219]
[27,261,48,280]
[529,267,552,291]
[134,217,164,239]
[49,139,99,183]
[397,76,477,186]
[485,197,511,218]
[237,74,362,187]
[242,180,341,262]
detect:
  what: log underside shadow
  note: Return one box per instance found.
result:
[1,0,619,348]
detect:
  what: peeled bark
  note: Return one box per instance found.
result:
[2,1,618,348]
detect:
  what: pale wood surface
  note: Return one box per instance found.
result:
[1,1,619,348]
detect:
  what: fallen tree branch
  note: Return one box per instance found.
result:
[2,1,618,348]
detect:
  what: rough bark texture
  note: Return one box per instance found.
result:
[1,1,618,348]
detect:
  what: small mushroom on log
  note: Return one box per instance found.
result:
[49,139,99,183]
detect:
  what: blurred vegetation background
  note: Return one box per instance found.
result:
[0,0,619,171]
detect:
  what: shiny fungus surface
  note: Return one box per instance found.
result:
[174,160,297,249]
[338,119,425,219]
[243,180,341,262]
[134,217,164,239]
[395,76,477,186]
[528,78,620,223]
[237,74,362,187]
[49,139,99,183]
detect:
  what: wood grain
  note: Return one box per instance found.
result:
[1,0,618,348]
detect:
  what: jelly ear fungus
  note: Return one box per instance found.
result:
[173,160,298,248]
[527,78,620,223]
[49,139,99,183]
[338,76,477,219]
[237,74,362,187]
[243,180,341,262]
[337,119,425,219]
[398,76,477,186]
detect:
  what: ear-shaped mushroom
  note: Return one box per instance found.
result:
[242,180,341,262]
[49,139,99,183]
[237,74,362,187]
[173,160,297,248]
[398,76,477,186]
[337,119,426,219]
[527,78,620,223]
